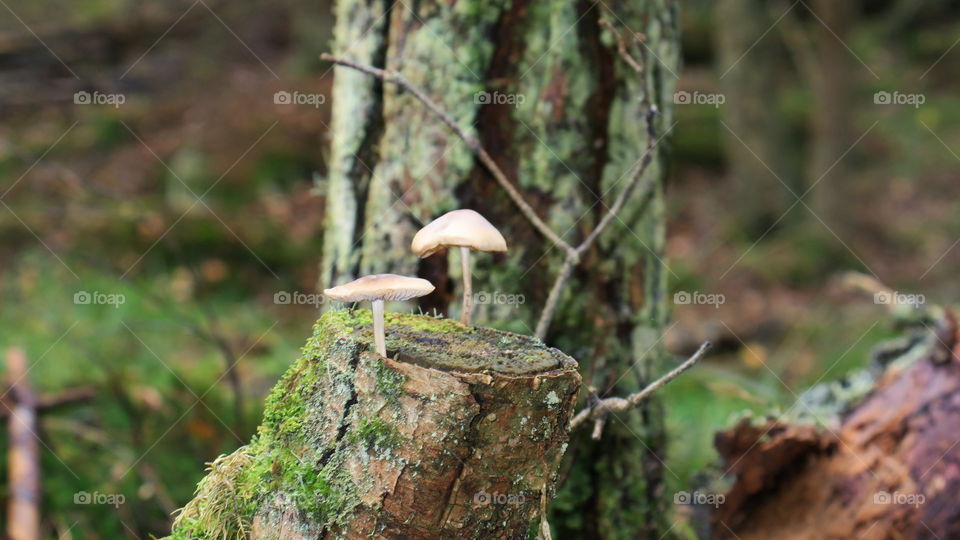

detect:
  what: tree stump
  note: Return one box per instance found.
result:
[170,310,580,539]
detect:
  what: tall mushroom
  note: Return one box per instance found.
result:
[323,274,435,357]
[411,209,507,325]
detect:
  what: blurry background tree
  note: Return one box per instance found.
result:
[714,0,796,234]
[2,0,960,537]
[779,0,861,236]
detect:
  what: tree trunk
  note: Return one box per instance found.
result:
[319,1,679,538]
[170,310,580,539]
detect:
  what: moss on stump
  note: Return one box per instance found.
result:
[170,310,581,539]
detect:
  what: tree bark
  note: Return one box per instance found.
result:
[319,1,679,537]
[713,312,960,539]
[171,310,580,539]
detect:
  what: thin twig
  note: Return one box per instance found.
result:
[598,18,645,74]
[575,107,659,257]
[321,53,574,257]
[534,109,659,338]
[569,342,711,436]
[538,485,553,540]
[534,258,576,338]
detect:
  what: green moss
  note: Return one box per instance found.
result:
[170,447,255,540]
[232,440,362,530]
[387,311,471,334]
[322,307,371,331]
[347,417,402,450]
[374,361,407,401]
[324,309,558,375]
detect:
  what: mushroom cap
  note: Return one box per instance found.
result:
[323,274,435,303]
[411,209,508,257]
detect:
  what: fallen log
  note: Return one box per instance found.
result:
[170,310,580,539]
[714,309,960,539]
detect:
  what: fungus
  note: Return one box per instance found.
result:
[411,209,507,325]
[323,274,435,356]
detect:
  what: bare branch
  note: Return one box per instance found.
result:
[0,387,94,419]
[569,342,711,435]
[574,105,659,258]
[534,18,662,338]
[534,258,576,338]
[598,18,644,74]
[321,53,575,257]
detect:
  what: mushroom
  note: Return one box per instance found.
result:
[411,209,507,325]
[323,274,435,357]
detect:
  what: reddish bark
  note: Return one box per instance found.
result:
[714,318,960,539]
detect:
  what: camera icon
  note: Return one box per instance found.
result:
[673,491,690,504]
[673,90,691,105]
[874,91,891,105]
[274,91,292,105]
[473,490,491,505]
[874,491,891,504]
[474,91,491,105]
[74,291,92,305]
[673,291,691,305]
[474,291,490,305]
[74,491,91,504]
[874,291,892,305]
[274,291,292,305]
[74,91,91,105]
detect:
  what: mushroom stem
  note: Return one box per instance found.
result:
[371,299,386,357]
[460,246,473,325]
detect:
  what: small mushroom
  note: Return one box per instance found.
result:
[323,274,435,357]
[411,209,507,325]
